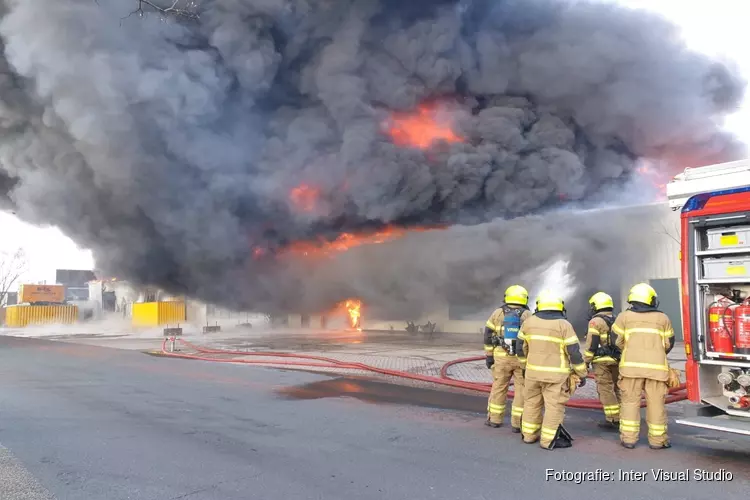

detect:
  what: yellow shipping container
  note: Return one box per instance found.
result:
[5,305,78,327]
[132,301,186,327]
[18,284,65,304]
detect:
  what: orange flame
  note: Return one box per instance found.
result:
[387,103,463,149]
[250,225,445,262]
[344,299,362,330]
[290,184,321,212]
[636,163,669,199]
[283,225,444,257]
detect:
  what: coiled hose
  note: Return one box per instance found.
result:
[161,339,687,409]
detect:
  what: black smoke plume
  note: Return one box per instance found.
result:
[0,0,744,320]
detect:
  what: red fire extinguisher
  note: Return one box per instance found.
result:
[734,298,750,355]
[708,298,737,354]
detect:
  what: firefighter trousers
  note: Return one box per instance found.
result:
[593,363,620,423]
[486,356,525,428]
[618,376,669,447]
[521,379,571,449]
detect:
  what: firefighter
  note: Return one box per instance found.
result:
[583,291,621,430]
[515,290,588,450]
[614,283,675,450]
[483,284,532,432]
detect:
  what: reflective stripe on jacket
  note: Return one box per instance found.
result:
[517,315,587,383]
[613,309,674,381]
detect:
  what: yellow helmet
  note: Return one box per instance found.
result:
[589,291,614,312]
[627,282,657,306]
[504,285,529,306]
[535,290,565,312]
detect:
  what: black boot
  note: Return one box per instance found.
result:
[546,425,573,450]
[621,441,635,449]
[597,420,618,431]
[649,441,672,450]
[511,427,521,434]
[485,420,502,428]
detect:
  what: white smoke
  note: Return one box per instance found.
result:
[529,259,578,311]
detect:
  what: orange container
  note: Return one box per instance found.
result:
[18,284,65,304]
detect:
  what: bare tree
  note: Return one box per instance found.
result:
[126,0,200,20]
[0,248,28,306]
[657,220,680,245]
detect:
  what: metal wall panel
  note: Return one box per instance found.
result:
[55,269,97,287]
[617,204,684,335]
[159,301,186,325]
[5,305,78,327]
[132,302,158,326]
[650,278,683,340]
[618,205,681,307]
[132,301,186,327]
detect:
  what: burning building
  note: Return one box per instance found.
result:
[0,0,744,327]
[278,200,683,336]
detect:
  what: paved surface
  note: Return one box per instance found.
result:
[0,322,689,369]
[0,446,54,500]
[157,333,693,413]
[0,325,692,411]
[0,336,749,500]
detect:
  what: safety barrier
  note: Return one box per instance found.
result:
[4,304,78,327]
[132,301,186,327]
[160,340,687,410]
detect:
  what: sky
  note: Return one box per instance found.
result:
[612,0,750,143]
[0,0,748,288]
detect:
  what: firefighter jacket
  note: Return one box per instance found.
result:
[583,312,618,365]
[514,311,588,383]
[613,304,675,382]
[483,305,532,359]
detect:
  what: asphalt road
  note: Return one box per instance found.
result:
[1,336,749,500]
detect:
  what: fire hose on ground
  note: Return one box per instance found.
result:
[161,339,687,410]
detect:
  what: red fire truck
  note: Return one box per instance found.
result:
[667,159,750,435]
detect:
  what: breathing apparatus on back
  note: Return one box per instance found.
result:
[494,285,530,355]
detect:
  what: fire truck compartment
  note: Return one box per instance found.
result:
[705,225,750,250]
[702,256,750,279]
[699,284,750,362]
[675,415,750,436]
[669,162,750,436]
[695,361,750,416]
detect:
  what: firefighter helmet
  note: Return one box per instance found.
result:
[627,283,658,307]
[589,291,614,313]
[535,290,565,312]
[504,285,529,306]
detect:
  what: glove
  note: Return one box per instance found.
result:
[485,356,494,369]
[667,367,681,389]
[578,376,587,388]
[568,374,580,396]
